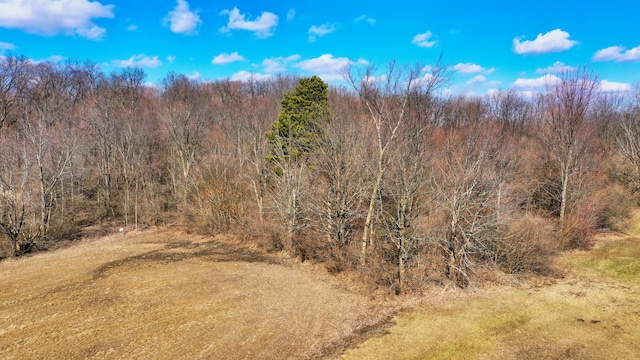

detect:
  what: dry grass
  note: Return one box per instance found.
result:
[3,211,640,360]
[342,214,640,360]
[0,229,381,360]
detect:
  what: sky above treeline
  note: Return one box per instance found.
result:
[0,0,639,95]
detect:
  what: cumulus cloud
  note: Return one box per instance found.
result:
[593,45,640,62]
[187,72,201,81]
[535,61,576,74]
[0,0,114,39]
[165,0,201,34]
[513,29,577,55]
[262,54,301,73]
[467,75,487,85]
[211,52,245,65]
[230,70,272,82]
[220,7,278,38]
[452,62,486,75]
[308,23,336,42]
[166,55,176,63]
[295,54,367,82]
[126,24,138,31]
[512,74,560,90]
[412,31,437,48]
[0,42,16,50]
[355,14,376,25]
[113,54,162,68]
[599,80,631,93]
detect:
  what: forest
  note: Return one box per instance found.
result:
[1,53,639,291]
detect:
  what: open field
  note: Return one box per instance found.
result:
[2,214,640,360]
[342,217,640,359]
[0,229,389,360]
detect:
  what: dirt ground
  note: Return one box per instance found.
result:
[0,229,388,360]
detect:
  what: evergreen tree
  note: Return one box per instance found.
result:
[266,76,329,162]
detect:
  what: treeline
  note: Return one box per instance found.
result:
[1,54,639,290]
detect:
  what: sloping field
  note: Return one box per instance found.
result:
[342,218,640,359]
[0,230,381,359]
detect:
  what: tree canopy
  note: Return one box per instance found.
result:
[266,75,329,161]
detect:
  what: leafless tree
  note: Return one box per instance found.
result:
[19,62,77,241]
[0,54,29,130]
[430,97,514,287]
[307,89,367,268]
[486,89,533,135]
[111,68,146,228]
[0,130,31,254]
[344,57,449,268]
[159,73,210,203]
[539,67,599,220]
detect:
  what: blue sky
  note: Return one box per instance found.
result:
[1,0,639,95]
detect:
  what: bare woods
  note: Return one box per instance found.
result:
[1,55,639,290]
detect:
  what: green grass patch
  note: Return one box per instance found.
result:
[568,237,640,284]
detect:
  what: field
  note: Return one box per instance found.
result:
[2,215,640,359]
[0,229,392,359]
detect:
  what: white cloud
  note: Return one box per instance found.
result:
[31,55,65,64]
[230,71,272,82]
[212,52,245,65]
[467,75,487,85]
[126,24,138,31]
[412,31,437,48]
[512,74,560,90]
[0,42,16,50]
[220,7,278,38]
[593,45,640,62]
[165,0,201,34]
[452,62,485,75]
[535,61,576,74]
[513,29,577,55]
[166,55,176,63]
[0,0,114,40]
[113,54,162,68]
[308,23,336,42]
[187,72,201,81]
[286,9,296,21]
[262,54,301,73]
[355,15,376,25]
[599,80,631,93]
[295,54,367,82]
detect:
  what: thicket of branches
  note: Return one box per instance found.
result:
[1,54,639,290]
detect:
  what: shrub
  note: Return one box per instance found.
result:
[497,214,558,274]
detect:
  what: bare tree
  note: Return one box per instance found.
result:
[159,73,210,203]
[539,68,599,220]
[432,119,507,287]
[19,62,77,241]
[0,130,31,254]
[111,68,146,228]
[308,89,367,268]
[0,54,29,130]
[487,89,533,135]
[614,91,640,186]
[344,58,449,268]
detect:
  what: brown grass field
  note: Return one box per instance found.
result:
[1,213,640,359]
[0,229,392,359]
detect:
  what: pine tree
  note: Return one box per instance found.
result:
[266,76,329,162]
